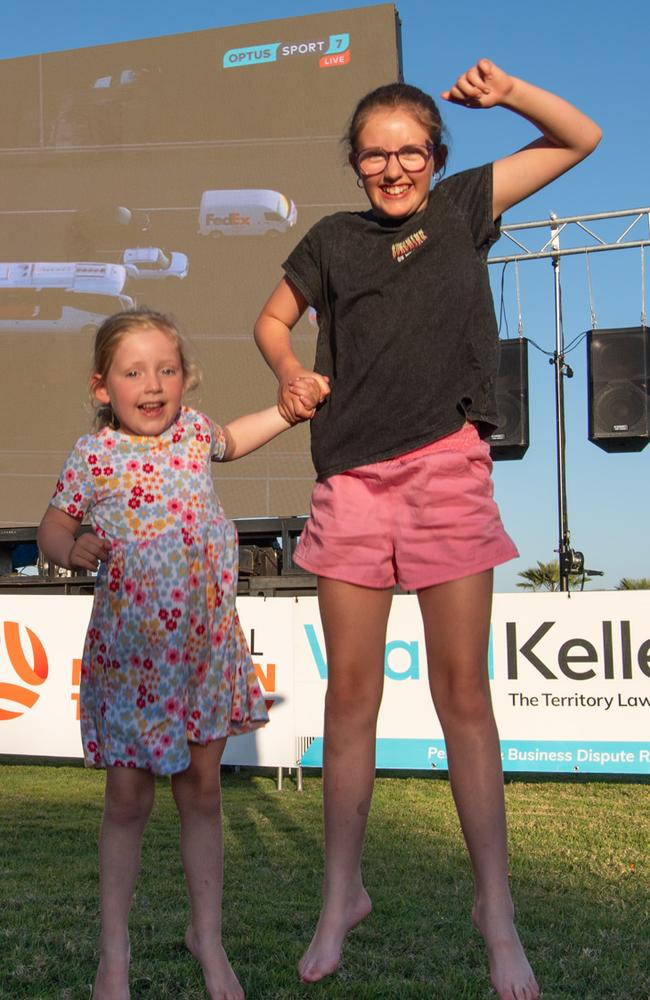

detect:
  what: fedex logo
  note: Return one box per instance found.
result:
[205,212,251,227]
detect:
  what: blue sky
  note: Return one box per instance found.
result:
[2,0,648,591]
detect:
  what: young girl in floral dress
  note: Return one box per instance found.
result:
[38,307,322,1000]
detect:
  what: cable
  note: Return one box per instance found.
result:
[497,261,511,338]
[525,337,554,357]
[585,250,598,329]
[515,259,524,337]
[563,331,589,355]
[641,244,646,328]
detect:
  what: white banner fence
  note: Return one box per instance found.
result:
[1,592,648,776]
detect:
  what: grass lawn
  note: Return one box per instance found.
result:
[1,765,648,1000]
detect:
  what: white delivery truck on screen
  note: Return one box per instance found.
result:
[0,262,133,334]
[198,189,297,236]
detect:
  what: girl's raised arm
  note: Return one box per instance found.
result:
[254,277,329,423]
[442,59,602,219]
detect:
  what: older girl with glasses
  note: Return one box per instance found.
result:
[255,58,600,1000]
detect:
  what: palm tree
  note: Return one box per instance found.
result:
[616,578,650,590]
[517,559,591,592]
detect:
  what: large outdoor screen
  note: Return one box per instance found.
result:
[0,4,401,527]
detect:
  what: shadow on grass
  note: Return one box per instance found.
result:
[0,767,648,999]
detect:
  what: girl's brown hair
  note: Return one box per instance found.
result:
[90,307,201,430]
[345,82,449,175]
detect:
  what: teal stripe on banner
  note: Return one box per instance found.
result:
[299,738,650,775]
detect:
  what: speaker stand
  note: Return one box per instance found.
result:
[550,226,574,592]
[551,223,590,590]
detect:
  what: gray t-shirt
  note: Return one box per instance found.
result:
[283,164,501,479]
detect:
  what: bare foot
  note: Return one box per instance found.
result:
[472,899,540,1000]
[298,886,372,983]
[185,926,244,1000]
[92,937,130,1000]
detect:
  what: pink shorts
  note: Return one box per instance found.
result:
[293,424,518,590]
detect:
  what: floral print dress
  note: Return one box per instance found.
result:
[51,406,268,775]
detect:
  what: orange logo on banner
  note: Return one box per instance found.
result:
[72,658,82,721]
[0,621,49,721]
[254,661,276,712]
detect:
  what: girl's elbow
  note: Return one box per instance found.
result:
[220,429,236,462]
[35,524,46,554]
[253,316,264,346]
[255,312,287,346]
[583,121,603,156]
[36,515,52,552]
[36,527,57,566]
[568,124,602,167]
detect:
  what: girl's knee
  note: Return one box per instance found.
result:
[104,770,154,824]
[174,784,221,819]
[325,678,381,724]
[431,670,493,726]
[172,766,222,817]
[324,700,381,745]
[327,655,383,703]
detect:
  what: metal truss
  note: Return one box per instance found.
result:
[487,207,650,591]
[489,207,650,263]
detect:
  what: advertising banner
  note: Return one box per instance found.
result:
[0,596,85,758]
[294,592,650,775]
[0,595,296,767]
[223,598,295,767]
[1,593,648,775]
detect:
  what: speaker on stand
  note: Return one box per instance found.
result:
[488,338,529,461]
[587,326,650,452]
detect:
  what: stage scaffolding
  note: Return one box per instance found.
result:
[488,207,650,591]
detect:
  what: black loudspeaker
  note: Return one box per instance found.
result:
[488,338,529,461]
[587,327,650,452]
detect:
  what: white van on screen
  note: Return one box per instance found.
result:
[198,189,297,236]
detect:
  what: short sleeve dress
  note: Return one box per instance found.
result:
[50,406,268,775]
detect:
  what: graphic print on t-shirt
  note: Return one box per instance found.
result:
[391,227,427,263]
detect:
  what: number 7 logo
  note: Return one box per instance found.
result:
[326,33,350,55]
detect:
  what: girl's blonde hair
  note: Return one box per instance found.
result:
[90,307,201,430]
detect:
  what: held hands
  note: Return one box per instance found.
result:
[442,59,514,110]
[279,369,330,423]
[68,531,110,572]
